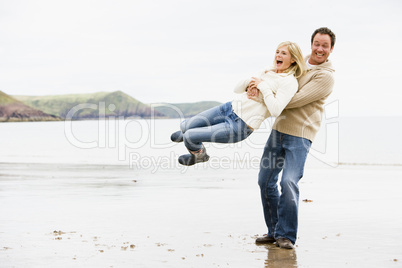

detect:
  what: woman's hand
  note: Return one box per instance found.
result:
[249,77,262,88]
[246,77,262,102]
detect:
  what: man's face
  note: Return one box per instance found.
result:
[309,33,334,65]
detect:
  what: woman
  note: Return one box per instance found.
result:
[171,41,307,166]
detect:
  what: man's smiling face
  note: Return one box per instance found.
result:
[309,33,334,65]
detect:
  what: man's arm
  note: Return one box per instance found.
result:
[285,71,334,109]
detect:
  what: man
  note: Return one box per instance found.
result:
[255,27,336,249]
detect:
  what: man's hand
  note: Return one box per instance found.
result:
[246,77,262,101]
[247,86,259,97]
[247,86,260,102]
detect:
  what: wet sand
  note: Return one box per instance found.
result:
[1,162,402,267]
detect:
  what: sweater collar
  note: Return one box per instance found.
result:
[266,69,295,77]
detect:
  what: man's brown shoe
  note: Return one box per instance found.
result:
[275,238,294,249]
[255,236,276,244]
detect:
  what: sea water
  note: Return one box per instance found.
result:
[0,117,401,167]
[1,118,402,267]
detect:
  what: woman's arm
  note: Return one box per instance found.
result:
[233,69,267,94]
[233,78,252,94]
[257,76,298,117]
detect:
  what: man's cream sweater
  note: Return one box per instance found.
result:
[273,58,335,142]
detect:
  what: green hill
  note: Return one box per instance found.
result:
[152,101,222,118]
[0,91,18,105]
[13,90,222,120]
[0,91,60,122]
[15,91,166,120]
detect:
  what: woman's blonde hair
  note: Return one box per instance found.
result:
[273,41,307,79]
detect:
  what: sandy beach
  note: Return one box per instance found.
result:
[1,162,402,268]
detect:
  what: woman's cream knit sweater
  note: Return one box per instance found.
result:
[232,69,298,130]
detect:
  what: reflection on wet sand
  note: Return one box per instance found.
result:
[264,244,297,268]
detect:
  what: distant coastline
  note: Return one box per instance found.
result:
[0,90,221,123]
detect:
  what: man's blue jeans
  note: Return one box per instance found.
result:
[180,102,253,152]
[258,129,312,244]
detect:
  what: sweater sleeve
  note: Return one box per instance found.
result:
[286,71,334,109]
[233,78,252,94]
[257,76,298,117]
[233,69,267,94]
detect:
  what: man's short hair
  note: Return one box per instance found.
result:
[311,27,336,48]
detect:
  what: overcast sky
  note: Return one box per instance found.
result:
[0,0,401,116]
